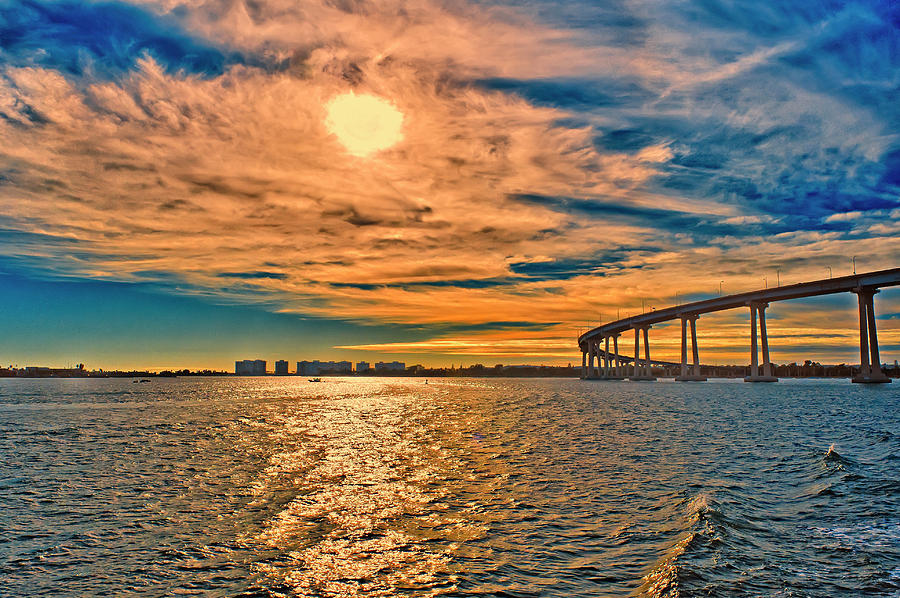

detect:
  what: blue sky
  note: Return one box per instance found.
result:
[0,0,898,368]
[0,264,461,369]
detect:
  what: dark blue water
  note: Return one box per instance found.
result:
[1,377,898,596]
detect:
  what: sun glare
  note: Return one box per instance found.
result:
[325,92,404,157]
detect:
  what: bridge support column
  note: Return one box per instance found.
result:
[632,328,639,377]
[596,337,603,377]
[603,336,611,378]
[581,349,587,379]
[691,318,702,377]
[676,314,706,381]
[596,341,603,377]
[597,334,625,380]
[745,302,778,382]
[586,342,595,379]
[613,334,622,377]
[852,288,891,383]
[630,326,656,381]
[589,334,623,380]
[588,342,594,378]
[643,327,652,377]
[760,304,773,378]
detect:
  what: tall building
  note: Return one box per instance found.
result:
[375,361,405,372]
[298,360,353,375]
[235,359,266,375]
[275,360,289,375]
[356,361,370,373]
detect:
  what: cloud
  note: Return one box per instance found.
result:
[824,211,863,222]
[219,271,288,280]
[0,0,899,362]
[721,215,779,225]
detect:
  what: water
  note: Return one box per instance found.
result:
[1,377,898,597]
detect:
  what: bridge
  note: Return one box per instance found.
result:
[578,267,900,384]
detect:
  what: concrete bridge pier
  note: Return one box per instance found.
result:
[852,287,891,384]
[603,336,611,377]
[582,341,598,379]
[676,314,706,381]
[630,326,656,381]
[583,344,592,378]
[584,335,627,380]
[745,302,778,382]
[612,334,623,378]
[603,335,611,380]
[599,336,608,377]
[585,339,604,379]
[602,334,626,380]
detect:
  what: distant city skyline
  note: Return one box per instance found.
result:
[4,358,898,380]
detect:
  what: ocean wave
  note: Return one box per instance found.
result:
[812,519,900,551]
[634,493,725,598]
[824,444,851,465]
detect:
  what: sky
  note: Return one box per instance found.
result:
[0,0,898,370]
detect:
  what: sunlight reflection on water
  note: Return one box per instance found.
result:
[244,384,462,594]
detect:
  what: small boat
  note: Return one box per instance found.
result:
[308,378,322,382]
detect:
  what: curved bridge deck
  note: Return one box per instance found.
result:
[578,267,900,384]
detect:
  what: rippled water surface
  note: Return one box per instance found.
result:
[1,377,899,597]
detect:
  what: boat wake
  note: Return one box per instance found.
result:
[635,493,723,598]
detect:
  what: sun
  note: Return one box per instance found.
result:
[324,92,404,157]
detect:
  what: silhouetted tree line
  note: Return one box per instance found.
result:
[651,360,899,379]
